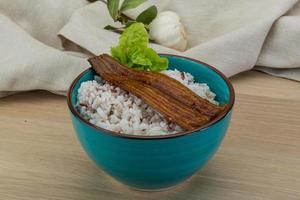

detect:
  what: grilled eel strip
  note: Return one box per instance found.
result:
[91,54,225,117]
[104,74,210,130]
[88,54,226,131]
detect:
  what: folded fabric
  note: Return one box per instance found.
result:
[0,0,89,97]
[0,0,299,98]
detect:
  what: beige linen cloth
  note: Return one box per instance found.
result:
[0,0,300,97]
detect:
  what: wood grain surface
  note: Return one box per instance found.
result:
[0,71,299,200]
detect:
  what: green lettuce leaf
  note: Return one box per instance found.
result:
[111,22,168,72]
[144,48,168,71]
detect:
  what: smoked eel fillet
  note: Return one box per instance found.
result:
[89,54,225,118]
[88,54,227,130]
[103,74,210,131]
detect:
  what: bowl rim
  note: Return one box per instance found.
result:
[67,54,235,140]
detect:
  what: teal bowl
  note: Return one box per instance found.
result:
[67,54,235,190]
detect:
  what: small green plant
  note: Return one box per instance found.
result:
[103,0,157,33]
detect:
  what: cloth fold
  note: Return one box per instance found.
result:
[0,0,299,97]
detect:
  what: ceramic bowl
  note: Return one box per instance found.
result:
[67,54,235,190]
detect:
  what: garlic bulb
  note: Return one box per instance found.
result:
[149,11,187,52]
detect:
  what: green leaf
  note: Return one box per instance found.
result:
[104,25,123,34]
[107,0,120,21]
[111,46,127,64]
[110,22,168,72]
[104,25,119,31]
[130,47,152,66]
[144,48,168,71]
[119,22,148,49]
[110,23,148,65]
[120,0,147,12]
[136,5,157,25]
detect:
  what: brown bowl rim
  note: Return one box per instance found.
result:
[67,54,235,140]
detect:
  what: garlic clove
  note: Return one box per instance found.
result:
[149,11,187,52]
[157,11,180,22]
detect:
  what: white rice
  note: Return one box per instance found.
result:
[77,69,218,136]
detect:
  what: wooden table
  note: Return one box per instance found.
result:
[1,71,299,200]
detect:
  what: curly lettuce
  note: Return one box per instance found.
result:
[111,22,168,72]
